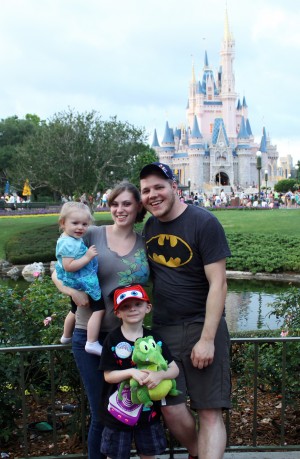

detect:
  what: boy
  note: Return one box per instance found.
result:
[99,284,179,459]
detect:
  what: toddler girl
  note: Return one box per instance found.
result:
[56,201,104,356]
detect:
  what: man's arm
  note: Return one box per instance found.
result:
[190,258,227,369]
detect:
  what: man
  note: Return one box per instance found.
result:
[140,162,232,459]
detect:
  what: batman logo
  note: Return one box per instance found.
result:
[146,234,193,268]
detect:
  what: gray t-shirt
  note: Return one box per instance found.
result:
[75,225,150,332]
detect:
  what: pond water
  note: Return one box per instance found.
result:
[0,276,290,332]
[225,279,287,332]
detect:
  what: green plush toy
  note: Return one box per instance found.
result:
[118,336,180,407]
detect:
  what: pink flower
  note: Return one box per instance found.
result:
[280,330,289,337]
[43,316,52,326]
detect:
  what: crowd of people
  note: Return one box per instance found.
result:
[52,162,232,459]
[179,188,300,209]
[0,192,29,208]
[60,190,112,212]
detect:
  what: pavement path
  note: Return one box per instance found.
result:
[131,452,299,459]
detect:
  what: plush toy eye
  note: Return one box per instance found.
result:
[139,340,149,353]
[148,339,156,349]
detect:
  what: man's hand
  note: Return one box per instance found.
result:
[191,338,215,369]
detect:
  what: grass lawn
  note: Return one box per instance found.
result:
[0,208,299,260]
[215,208,300,235]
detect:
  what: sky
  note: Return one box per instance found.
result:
[0,0,299,163]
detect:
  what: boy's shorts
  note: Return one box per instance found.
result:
[101,422,166,459]
[153,317,231,410]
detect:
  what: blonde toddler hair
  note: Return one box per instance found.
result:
[58,201,94,230]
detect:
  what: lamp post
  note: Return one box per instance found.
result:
[256,151,262,203]
[264,169,268,195]
[295,164,299,182]
[188,178,191,198]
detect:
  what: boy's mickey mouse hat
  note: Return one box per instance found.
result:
[113,284,150,312]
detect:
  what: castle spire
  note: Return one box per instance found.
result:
[191,115,202,138]
[151,128,160,148]
[162,121,174,144]
[191,58,196,83]
[204,50,209,68]
[220,6,237,139]
[224,6,233,42]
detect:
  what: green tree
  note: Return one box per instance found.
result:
[128,145,158,187]
[274,178,297,193]
[12,109,151,197]
[0,114,41,191]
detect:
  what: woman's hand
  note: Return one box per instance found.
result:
[70,290,90,308]
[52,269,89,307]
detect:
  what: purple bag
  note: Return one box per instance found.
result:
[108,385,143,426]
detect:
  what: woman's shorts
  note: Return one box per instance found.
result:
[100,422,167,459]
[153,317,231,410]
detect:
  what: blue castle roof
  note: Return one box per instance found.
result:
[162,121,174,144]
[151,128,160,148]
[237,116,249,139]
[259,127,267,153]
[191,115,203,138]
[246,119,253,136]
[212,118,229,146]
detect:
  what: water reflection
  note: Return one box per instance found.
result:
[225,279,287,332]
[0,276,29,290]
[0,276,291,332]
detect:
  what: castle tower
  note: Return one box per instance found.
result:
[189,115,205,189]
[151,9,279,192]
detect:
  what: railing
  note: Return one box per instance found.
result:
[0,202,59,210]
[1,337,299,458]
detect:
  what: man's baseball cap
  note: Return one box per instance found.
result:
[114,284,150,312]
[140,162,176,182]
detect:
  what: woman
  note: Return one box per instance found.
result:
[52,182,150,459]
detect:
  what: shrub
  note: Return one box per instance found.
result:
[226,233,300,273]
[4,219,113,264]
[267,286,300,337]
[0,276,80,445]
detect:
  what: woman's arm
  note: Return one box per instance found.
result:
[51,270,90,307]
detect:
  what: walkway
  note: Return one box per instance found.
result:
[131,453,299,459]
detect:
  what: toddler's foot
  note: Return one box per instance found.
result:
[60,335,72,344]
[85,341,103,356]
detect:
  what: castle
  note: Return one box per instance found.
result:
[151,11,279,194]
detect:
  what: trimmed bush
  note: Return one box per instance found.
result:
[4,219,113,264]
